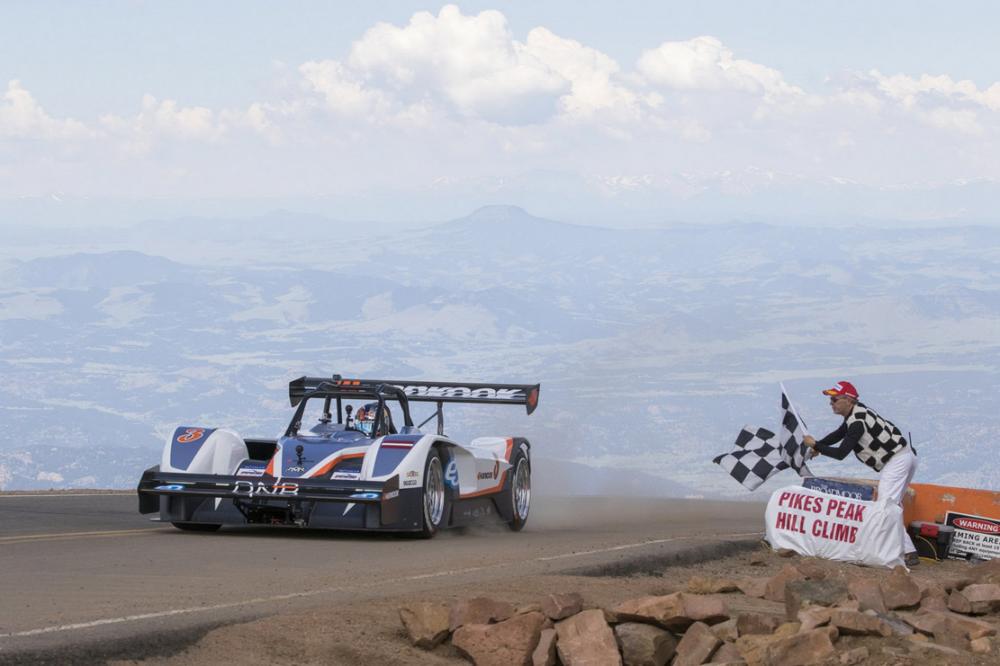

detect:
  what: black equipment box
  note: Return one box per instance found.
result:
[908,521,955,561]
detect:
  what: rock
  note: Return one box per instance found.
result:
[539,592,584,621]
[518,603,543,615]
[734,634,777,666]
[449,597,516,632]
[709,618,738,642]
[941,575,975,591]
[829,609,892,637]
[674,621,721,666]
[764,566,806,603]
[793,560,830,580]
[452,611,547,666]
[784,578,849,620]
[971,636,992,654]
[555,609,622,666]
[736,613,781,636]
[846,578,886,614]
[736,578,768,599]
[917,582,950,613]
[905,610,997,644]
[838,647,868,665]
[603,607,623,625]
[871,612,914,636]
[687,576,740,594]
[613,593,729,632]
[906,641,961,657]
[398,601,450,649]
[614,622,676,666]
[709,642,742,664]
[907,632,929,642]
[532,628,557,666]
[776,548,797,558]
[933,615,972,652]
[970,558,1000,584]
[879,566,921,610]
[796,606,832,632]
[948,583,1000,615]
[764,628,835,666]
[748,552,768,566]
[773,622,801,638]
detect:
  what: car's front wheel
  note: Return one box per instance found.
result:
[420,449,448,538]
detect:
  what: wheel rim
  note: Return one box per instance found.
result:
[425,456,445,527]
[513,458,530,521]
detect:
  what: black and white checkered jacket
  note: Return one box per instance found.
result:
[845,402,908,471]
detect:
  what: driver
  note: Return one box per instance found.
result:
[354,403,393,437]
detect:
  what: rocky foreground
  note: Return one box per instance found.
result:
[399,554,1000,666]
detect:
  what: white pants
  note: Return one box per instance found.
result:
[878,446,918,553]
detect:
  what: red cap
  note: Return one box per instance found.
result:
[822,381,858,398]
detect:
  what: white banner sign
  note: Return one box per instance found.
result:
[765,484,906,568]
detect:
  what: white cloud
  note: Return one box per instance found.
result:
[102,94,219,141]
[0,80,88,139]
[636,36,803,100]
[346,4,567,124]
[299,59,389,117]
[869,70,1000,111]
[522,27,640,121]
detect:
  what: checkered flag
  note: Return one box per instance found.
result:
[713,385,813,490]
[778,384,813,478]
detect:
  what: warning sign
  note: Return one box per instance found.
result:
[945,512,1000,561]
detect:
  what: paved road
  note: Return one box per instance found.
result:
[0,493,764,661]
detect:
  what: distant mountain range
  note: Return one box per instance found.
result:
[1,206,998,495]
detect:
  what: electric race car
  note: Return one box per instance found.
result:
[137,376,538,537]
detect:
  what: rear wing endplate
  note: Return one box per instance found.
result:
[289,376,540,415]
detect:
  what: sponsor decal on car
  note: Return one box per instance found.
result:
[398,385,526,401]
[403,480,418,487]
[154,484,187,491]
[383,489,400,500]
[236,465,266,477]
[476,460,501,481]
[406,470,419,478]
[232,481,299,497]
[332,471,361,480]
[349,492,380,500]
[176,428,206,443]
[285,466,306,473]
[444,459,459,489]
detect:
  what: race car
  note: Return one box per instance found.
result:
[137,376,539,537]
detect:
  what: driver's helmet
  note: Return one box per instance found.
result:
[354,402,385,436]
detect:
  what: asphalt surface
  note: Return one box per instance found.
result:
[0,493,764,662]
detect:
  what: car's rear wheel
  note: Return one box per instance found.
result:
[420,449,447,538]
[171,522,222,532]
[507,450,530,531]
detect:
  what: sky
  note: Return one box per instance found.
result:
[2,1,1000,224]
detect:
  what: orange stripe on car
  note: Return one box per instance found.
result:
[307,452,365,478]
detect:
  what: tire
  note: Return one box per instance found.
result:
[507,448,530,531]
[420,449,448,538]
[171,522,222,532]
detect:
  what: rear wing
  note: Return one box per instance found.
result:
[289,376,540,415]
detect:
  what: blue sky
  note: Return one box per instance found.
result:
[2,1,999,223]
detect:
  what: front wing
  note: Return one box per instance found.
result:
[136,466,424,531]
